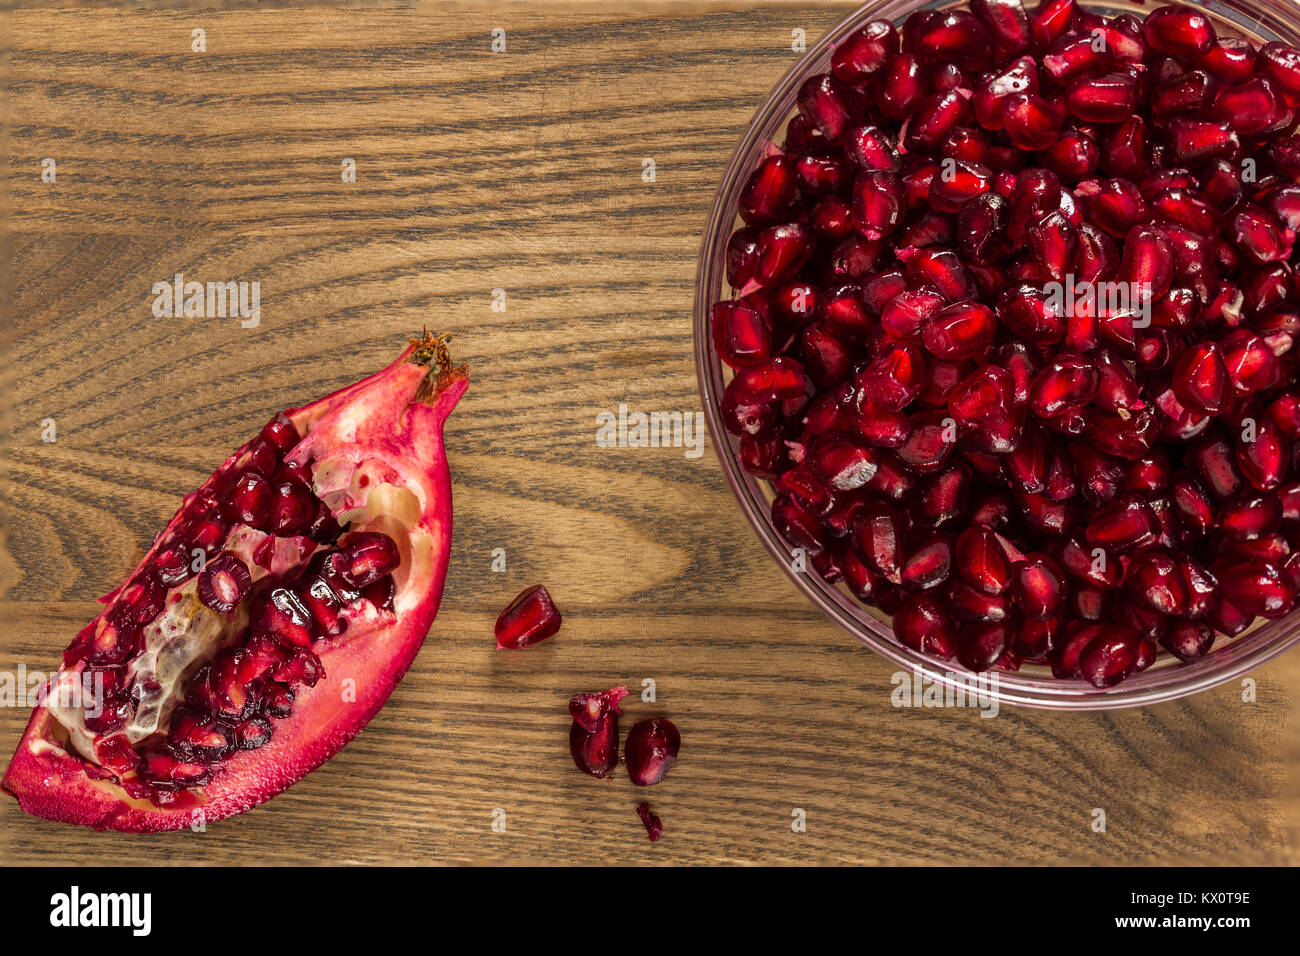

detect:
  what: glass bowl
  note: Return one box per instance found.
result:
[694,0,1300,709]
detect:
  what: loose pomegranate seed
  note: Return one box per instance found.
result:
[569,686,629,734]
[495,585,563,650]
[624,718,680,787]
[570,712,620,779]
[1086,494,1159,553]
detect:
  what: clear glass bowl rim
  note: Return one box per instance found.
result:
[693,0,1300,709]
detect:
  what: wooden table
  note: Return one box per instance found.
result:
[3,1,1296,866]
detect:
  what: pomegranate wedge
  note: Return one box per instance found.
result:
[4,333,468,831]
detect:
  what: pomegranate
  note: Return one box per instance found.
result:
[4,333,467,830]
[713,3,1300,690]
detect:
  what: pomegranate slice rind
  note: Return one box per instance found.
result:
[4,333,467,831]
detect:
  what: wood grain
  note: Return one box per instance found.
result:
[2,1,1297,866]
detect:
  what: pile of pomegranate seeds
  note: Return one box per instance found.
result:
[713,1,1300,688]
[568,688,680,839]
[69,411,404,804]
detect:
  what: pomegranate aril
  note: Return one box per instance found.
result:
[1235,415,1286,491]
[1011,553,1067,620]
[222,471,273,529]
[1002,93,1063,151]
[726,228,761,288]
[832,20,898,84]
[569,686,630,735]
[738,155,797,226]
[1219,492,1282,541]
[712,301,771,369]
[188,510,230,557]
[570,713,619,779]
[1124,552,1188,616]
[196,552,252,614]
[852,171,905,240]
[259,412,299,454]
[929,161,992,214]
[945,576,1010,622]
[1190,432,1245,500]
[922,301,996,360]
[912,463,970,527]
[242,437,278,478]
[905,90,973,153]
[153,544,193,587]
[894,412,957,474]
[1258,42,1300,97]
[1067,72,1140,123]
[947,364,1014,431]
[1215,559,1297,618]
[955,620,1010,673]
[271,647,323,688]
[251,587,316,648]
[899,530,954,591]
[295,574,349,637]
[797,74,857,143]
[753,223,814,290]
[1028,355,1098,419]
[495,584,563,650]
[83,618,139,666]
[1143,4,1215,57]
[1161,621,1215,662]
[1213,77,1283,136]
[235,717,272,750]
[970,0,1029,52]
[1079,627,1141,688]
[84,695,132,735]
[892,593,957,659]
[1172,342,1227,415]
[1086,494,1160,552]
[624,717,681,787]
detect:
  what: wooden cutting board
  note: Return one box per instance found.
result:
[2,1,1296,866]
